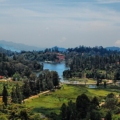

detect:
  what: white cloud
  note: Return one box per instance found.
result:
[115,40,120,46]
[0,0,120,48]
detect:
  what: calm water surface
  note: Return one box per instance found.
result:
[42,62,69,81]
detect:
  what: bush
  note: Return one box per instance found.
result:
[0,115,8,120]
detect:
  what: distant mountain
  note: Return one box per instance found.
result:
[106,46,120,51]
[52,46,66,52]
[0,40,44,52]
[0,47,14,56]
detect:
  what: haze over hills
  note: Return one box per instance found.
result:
[106,46,120,51]
[0,40,67,52]
[51,46,66,52]
[0,40,120,52]
[0,40,44,52]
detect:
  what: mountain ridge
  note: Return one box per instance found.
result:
[0,40,43,52]
[106,46,120,51]
[0,40,120,52]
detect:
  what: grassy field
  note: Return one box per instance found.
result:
[68,77,96,83]
[25,84,120,116]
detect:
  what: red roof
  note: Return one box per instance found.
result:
[0,76,3,79]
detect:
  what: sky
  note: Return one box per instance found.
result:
[0,0,120,48]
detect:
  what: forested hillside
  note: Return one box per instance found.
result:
[64,46,120,82]
[0,46,120,119]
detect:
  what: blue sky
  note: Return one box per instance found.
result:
[0,0,120,48]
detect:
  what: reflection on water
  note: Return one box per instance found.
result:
[88,84,97,88]
[38,62,69,82]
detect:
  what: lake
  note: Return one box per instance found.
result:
[38,62,69,82]
[88,84,97,88]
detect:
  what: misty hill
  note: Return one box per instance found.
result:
[0,47,14,56]
[0,40,43,52]
[52,46,66,52]
[106,46,120,51]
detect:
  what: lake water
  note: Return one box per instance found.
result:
[39,62,69,82]
[88,84,97,88]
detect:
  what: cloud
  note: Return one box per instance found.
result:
[0,0,120,48]
[115,40,120,46]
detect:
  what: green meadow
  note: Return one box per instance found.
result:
[25,84,120,116]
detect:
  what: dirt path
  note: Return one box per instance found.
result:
[23,90,50,102]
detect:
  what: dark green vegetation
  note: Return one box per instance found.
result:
[25,84,120,119]
[0,52,43,77]
[1,45,120,119]
[64,46,120,83]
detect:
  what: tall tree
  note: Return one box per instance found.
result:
[2,85,8,106]
[16,84,22,104]
[76,94,90,119]
[22,80,31,98]
[61,103,67,120]
[105,93,118,110]
[11,87,17,103]
[90,110,101,120]
[91,96,99,109]
[51,71,59,87]
[105,111,112,120]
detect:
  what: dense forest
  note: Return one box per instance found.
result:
[1,46,120,119]
[64,46,120,82]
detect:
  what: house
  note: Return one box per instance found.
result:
[0,76,4,79]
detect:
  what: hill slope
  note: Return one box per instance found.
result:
[106,46,120,51]
[0,40,43,52]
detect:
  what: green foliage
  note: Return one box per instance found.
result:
[104,81,107,88]
[105,111,112,120]
[60,93,102,120]
[22,80,31,98]
[90,110,102,120]
[12,72,21,81]
[76,93,90,119]
[0,115,7,120]
[20,109,28,120]
[104,93,118,110]
[91,96,99,109]
[11,84,22,104]
[25,85,107,118]
[61,103,67,120]
[2,85,8,106]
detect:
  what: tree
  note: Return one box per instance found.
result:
[105,93,118,110]
[67,100,76,120]
[11,87,17,103]
[2,85,8,106]
[76,94,90,119]
[51,71,59,87]
[104,81,107,88]
[15,84,22,104]
[0,115,7,120]
[61,103,67,120]
[91,96,99,109]
[96,79,99,86]
[105,111,112,120]
[11,84,22,104]
[12,72,20,81]
[20,109,28,120]
[29,73,36,81]
[22,80,31,98]
[90,110,101,120]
